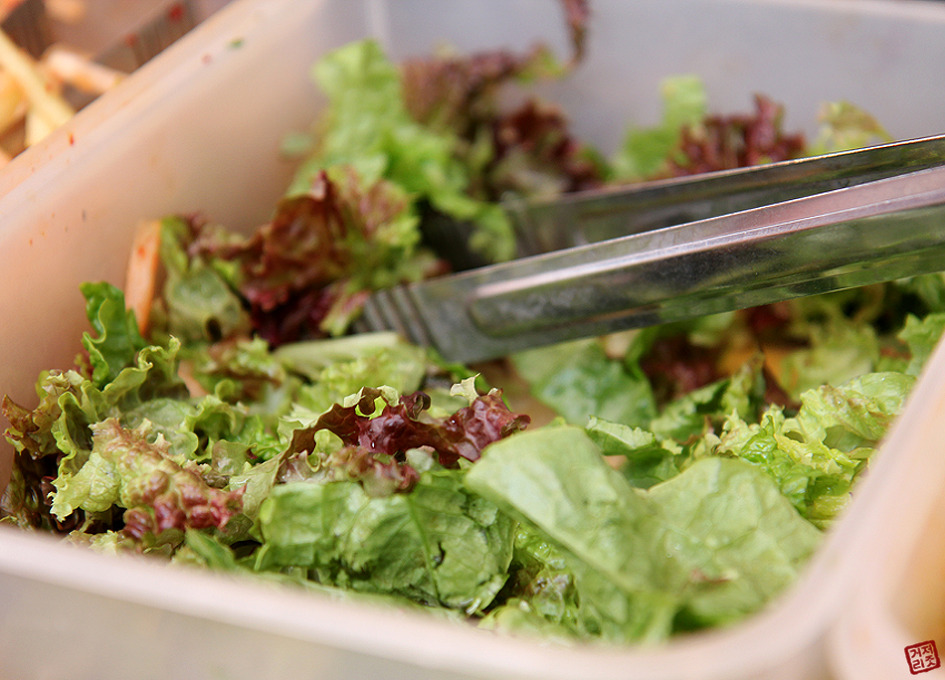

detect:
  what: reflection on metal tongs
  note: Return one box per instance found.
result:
[354,134,945,363]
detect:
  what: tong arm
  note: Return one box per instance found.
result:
[359,162,945,363]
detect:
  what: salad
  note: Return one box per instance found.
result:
[3,13,945,647]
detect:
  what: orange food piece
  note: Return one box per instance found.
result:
[124,219,162,335]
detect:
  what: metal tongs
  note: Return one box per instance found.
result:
[354,134,945,363]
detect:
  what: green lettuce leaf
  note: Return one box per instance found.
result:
[713,371,914,527]
[777,316,881,399]
[51,418,243,540]
[647,361,764,441]
[287,39,514,261]
[898,312,945,377]
[155,217,250,345]
[183,336,296,412]
[645,455,821,630]
[80,281,148,387]
[610,75,707,181]
[254,470,514,613]
[500,523,579,625]
[896,273,945,314]
[466,426,819,642]
[511,339,656,427]
[584,416,684,489]
[808,100,892,155]
[2,321,191,529]
[274,332,428,414]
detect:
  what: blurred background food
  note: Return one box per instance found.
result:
[0,0,231,164]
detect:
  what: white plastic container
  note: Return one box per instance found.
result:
[4,1,945,678]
